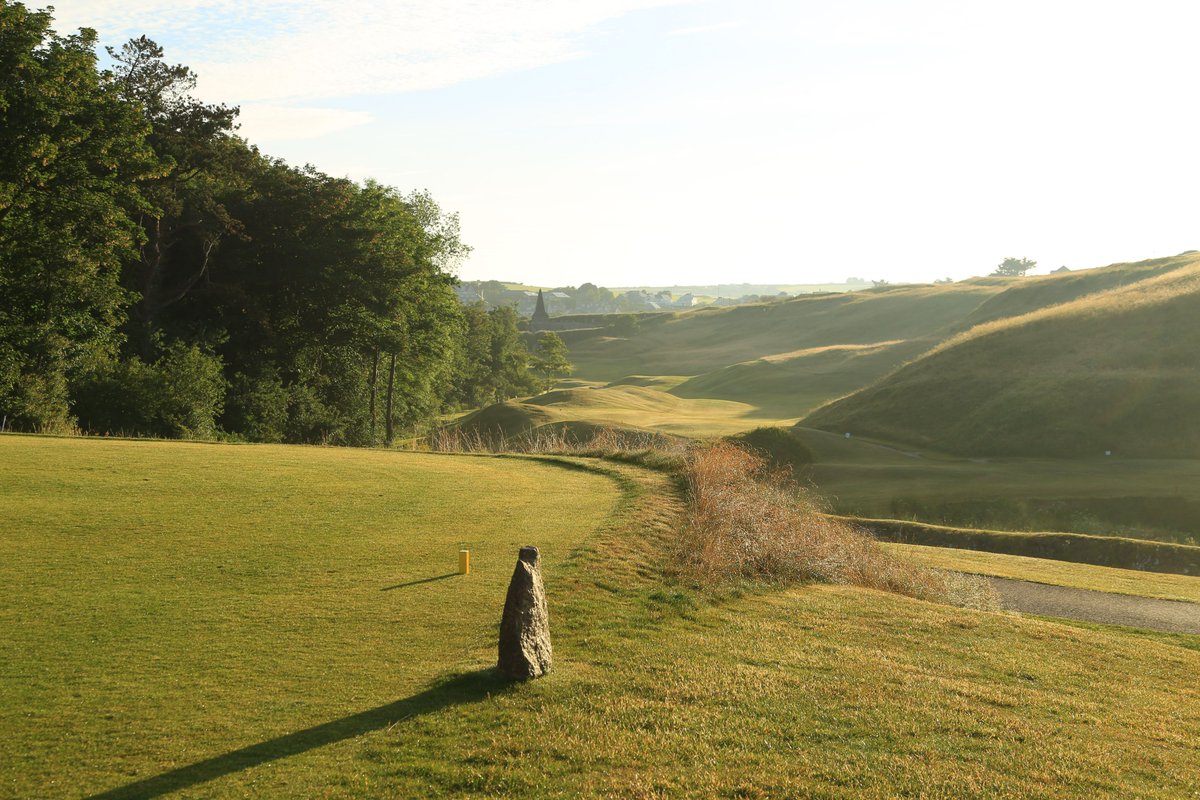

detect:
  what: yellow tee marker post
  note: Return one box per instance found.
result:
[459,549,471,576]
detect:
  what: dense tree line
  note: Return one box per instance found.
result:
[0,3,568,443]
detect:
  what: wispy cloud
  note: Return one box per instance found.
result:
[49,0,689,141]
[52,1,689,102]
[666,20,743,37]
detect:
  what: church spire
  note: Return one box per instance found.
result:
[531,289,550,330]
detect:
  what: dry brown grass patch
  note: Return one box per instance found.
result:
[426,424,689,462]
[678,441,998,609]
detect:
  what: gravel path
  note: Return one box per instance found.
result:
[988,576,1200,634]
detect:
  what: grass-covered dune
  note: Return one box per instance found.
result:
[565,281,1005,383]
[953,254,1190,330]
[456,267,1096,440]
[805,252,1200,458]
[556,254,1197,431]
[2,435,1200,796]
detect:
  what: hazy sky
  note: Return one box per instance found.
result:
[52,0,1200,286]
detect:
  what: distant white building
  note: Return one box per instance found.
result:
[673,293,697,308]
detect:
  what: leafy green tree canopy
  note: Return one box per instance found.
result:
[992,257,1037,277]
[106,35,246,354]
[1,6,492,445]
[531,331,572,390]
[0,3,163,430]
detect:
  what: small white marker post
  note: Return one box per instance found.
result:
[459,549,471,576]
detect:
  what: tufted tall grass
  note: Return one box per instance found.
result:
[677,441,998,609]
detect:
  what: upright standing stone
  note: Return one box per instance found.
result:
[498,545,553,680]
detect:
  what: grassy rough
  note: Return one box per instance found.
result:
[842,514,1200,576]
[5,436,1200,797]
[794,426,1200,545]
[889,543,1200,603]
[676,442,998,610]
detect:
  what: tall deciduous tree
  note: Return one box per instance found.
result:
[2,7,483,444]
[106,36,246,355]
[0,3,162,430]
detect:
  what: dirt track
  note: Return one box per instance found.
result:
[988,576,1200,634]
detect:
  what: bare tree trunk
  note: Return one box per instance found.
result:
[384,351,397,446]
[368,348,379,445]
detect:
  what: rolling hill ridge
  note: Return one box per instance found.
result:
[803,252,1200,458]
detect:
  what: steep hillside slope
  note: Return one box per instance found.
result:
[954,254,1191,329]
[804,253,1200,458]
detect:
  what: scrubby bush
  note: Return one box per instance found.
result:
[283,346,371,446]
[223,371,289,443]
[72,357,155,435]
[610,314,639,336]
[2,359,75,434]
[71,343,226,439]
[677,441,997,608]
[154,343,227,438]
[425,427,995,609]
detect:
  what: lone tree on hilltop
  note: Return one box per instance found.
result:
[992,257,1037,277]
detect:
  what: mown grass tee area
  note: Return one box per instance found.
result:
[4,435,1200,798]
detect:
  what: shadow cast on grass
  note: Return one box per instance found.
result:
[86,668,506,800]
[381,572,458,591]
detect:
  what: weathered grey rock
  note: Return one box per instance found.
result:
[498,545,552,680]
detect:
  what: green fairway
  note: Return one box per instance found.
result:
[455,383,799,438]
[668,337,933,418]
[889,544,1200,603]
[0,435,618,797]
